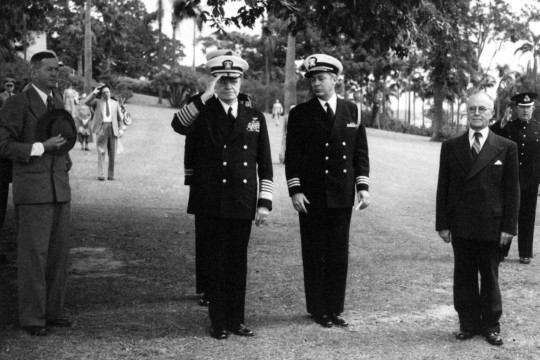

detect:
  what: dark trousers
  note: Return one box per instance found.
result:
[96,122,116,179]
[16,202,70,326]
[0,180,9,231]
[452,238,502,333]
[199,215,252,329]
[299,206,351,317]
[194,215,210,294]
[502,184,538,258]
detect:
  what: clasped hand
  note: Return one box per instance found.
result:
[43,134,66,152]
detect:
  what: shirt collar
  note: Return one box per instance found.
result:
[218,98,239,118]
[31,84,52,106]
[468,126,489,143]
[318,93,338,113]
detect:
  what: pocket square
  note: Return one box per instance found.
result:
[347,123,356,128]
[494,160,503,165]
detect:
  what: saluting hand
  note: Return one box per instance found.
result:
[501,107,513,127]
[291,193,310,214]
[201,74,223,103]
[255,207,269,226]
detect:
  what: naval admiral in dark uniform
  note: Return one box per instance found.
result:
[171,52,273,340]
[492,92,539,264]
[176,50,255,308]
[285,54,370,328]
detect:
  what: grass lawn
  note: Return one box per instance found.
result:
[0,94,539,359]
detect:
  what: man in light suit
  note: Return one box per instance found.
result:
[285,54,370,328]
[171,51,273,340]
[436,92,519,346]
[0,51,75,336]
[85,84,123,180]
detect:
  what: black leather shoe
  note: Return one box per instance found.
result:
[329,313,348,327]
[520,257,531,264]
[485,332,503,346]
[108,177,114,181]
[455,330,474,340]
[210,326,228,340]
[22,326,48,336]
[231,324,254,337]
[313,314,333,328]
[98,177,105,181]
[46,318,72,327]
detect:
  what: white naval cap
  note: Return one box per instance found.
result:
[206,53,249,78]
[303,54,343,78]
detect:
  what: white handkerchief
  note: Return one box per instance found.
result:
[494,160,503,165]
[347,123,357,128]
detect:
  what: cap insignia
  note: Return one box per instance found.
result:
[223,60,233,70]
[525,95,531,102]
[308,57,317,69]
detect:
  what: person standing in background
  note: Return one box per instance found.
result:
[491,92,540,264]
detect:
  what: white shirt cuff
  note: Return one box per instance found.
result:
[31,142,45,156]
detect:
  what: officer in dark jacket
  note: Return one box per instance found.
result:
[179,50,254,308]
[171,52,273,340]
[285,54,370,328]
[491,92,539,264]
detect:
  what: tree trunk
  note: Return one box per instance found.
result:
[279,31,297,164]
[77,54,83,76]
[84,0,92,95]
[432,86,445,140]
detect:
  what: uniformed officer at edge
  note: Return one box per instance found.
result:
[492,92,540,264]
[171,52,273,339]
[285,54,370,328]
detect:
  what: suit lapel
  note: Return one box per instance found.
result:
[25,86,47,121]
[329,98,346,140]
[466,130,502,181]
[205,98,225,145]
[227,104,251,142]
[452,132,473,174]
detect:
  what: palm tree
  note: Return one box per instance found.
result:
[172,0,204,72]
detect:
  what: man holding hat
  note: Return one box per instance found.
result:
[0,51,75,336]
[492,92,540,264]
[175,49,255,308]
[285,54,370,328]
[171,51,273,340]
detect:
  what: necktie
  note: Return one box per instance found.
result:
[228,106,235,127]
[106,101,110,117]
[471,132,481,159]
[46,95,55,112]
[325,102,335,120]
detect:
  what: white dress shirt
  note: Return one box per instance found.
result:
[468,126,489,152]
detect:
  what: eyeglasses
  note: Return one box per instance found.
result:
[468,106,491,114]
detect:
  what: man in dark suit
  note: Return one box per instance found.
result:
[285,54,370,328]
[436,92,519,346]
[491,92,539,264]
[0,51,75,336]
[85,84,124,181]
[171,52,273,340]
